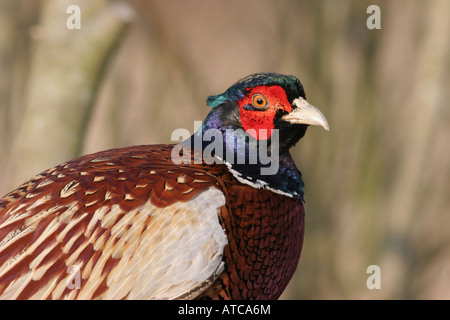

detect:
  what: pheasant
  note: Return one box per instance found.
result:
[0,73,328,300]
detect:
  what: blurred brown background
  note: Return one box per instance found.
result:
[0,0,449,299]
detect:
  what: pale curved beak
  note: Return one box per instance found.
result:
[282,97,329,131]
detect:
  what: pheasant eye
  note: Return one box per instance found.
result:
[252,94,268,109]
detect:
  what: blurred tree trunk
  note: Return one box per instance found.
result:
[285,0,450,299]
[0,0,134,193]
[380,0,450,299]
[0,1,18,173]
[0,1,39,192]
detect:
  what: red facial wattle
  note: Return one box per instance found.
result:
[238,85,292,140]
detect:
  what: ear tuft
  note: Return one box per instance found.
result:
[206,94,227,108]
